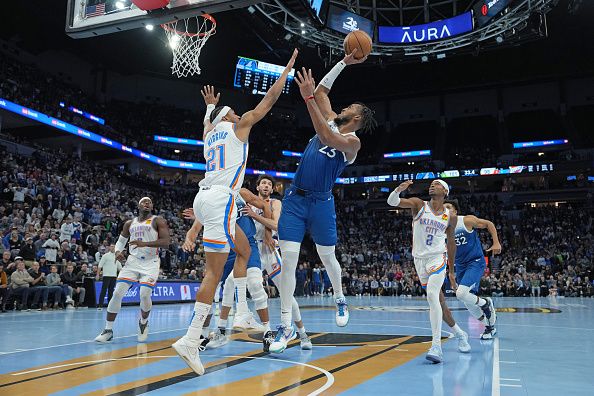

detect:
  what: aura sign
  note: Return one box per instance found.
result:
[378,12,473,44]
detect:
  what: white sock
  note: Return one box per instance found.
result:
[218,317,227,329]
[186,302,210,342]
[316,245,344,300]
[201,327,210,338]
[426,273,445,347]
[140,317,148,325]
[262,321,271,333]
[234,277,249,314]
[451,323,465,337]
[105,321,114,330]
[279,241,300,327]
[464,301,485,321]
[297,325,306,337]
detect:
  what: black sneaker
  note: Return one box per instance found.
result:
[480,326,497,340]
[480,299,493,324]
[198,335,210,352]
[263,330,274,353]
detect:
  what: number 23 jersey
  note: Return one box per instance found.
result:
[412,202,450,259]
[293,120,357,193]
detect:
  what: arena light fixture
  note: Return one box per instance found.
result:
[145,24,154,31]
[115,1,126,10]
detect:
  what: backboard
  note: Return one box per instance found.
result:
[66,0,260,38]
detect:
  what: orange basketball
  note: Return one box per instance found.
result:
[344,30,372,60]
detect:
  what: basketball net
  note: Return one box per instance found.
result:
[161,14,216,78]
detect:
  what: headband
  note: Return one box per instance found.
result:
[434,179,449,196]
[139,197,152,205]
[211,106,231,126]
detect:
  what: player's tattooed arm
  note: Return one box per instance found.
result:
[464,215,502,255]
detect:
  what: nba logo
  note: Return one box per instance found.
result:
[180,285,192,300]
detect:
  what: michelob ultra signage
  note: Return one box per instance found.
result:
[379,12,473,44]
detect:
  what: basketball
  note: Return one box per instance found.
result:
[344,30,372,60]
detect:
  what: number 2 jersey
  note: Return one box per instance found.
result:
[412,202,450,259]
[199,121,248,194]
[453,216,485,266]
[293,120,357,192]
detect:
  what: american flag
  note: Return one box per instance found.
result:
[85,2,106,18]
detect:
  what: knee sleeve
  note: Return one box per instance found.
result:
[247,267,267,310]
[107,282,131,314]
[279,240,301,254]
[456,285,477,305]
[315,244,335,255]
[222,273,235,308]
[140,286,153,312]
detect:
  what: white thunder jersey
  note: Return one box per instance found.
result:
[128,215,159,260]
[199,121,248,193]
[412,202,450,259]
[252,198,278,241]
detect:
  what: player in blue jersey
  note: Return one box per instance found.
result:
[443,200,501,340]
[271,53,377,353]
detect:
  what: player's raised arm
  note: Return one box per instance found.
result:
[295,68,360,156]
[387,180,424,212]
[200,85,220,135]
[235,49,298,141]
[315,49,367,121]
[464,215,502,255]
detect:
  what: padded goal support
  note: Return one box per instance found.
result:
[132,0,170,11]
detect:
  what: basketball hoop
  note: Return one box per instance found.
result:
[161,14,216,77]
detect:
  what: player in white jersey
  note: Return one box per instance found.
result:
[387,179,457,363]
[95,197,170,343]
[243,175,312,350]
[172,49,298,375]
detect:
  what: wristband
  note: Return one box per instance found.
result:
[204,104,215,124]
[304,95,315,103]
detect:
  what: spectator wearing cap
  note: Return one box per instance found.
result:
[9,257,34,311]
[0,262,8,312]
[59,216,74,243]
[19,236,37,268]
[38,255,50,275]
[42,233,60,264]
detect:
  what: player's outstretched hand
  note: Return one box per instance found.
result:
[285,48,298,71]
[449,273,458,291]
[201,85,220,106]
[343,48,368,65]
[395,180,414,193]
[295,68,316,100]
[182,208,196,220]
[486,243,502,255]
[182,237,196,253]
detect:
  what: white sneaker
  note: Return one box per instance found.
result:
[172,336,205,375]
[335,297,349,327]
[480,326,497,340]
[138,320,149,342]
[233,312,267,333]
[300,334,313,350]
[456,331,471,353]
[207,331,229,349]
[94,329,113,343]
[426,344,443,363]
[269,325,296,354]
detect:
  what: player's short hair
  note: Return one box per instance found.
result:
[444,199,460,213]
[257,175,275,187]
[210,106,227,123]
[353,102,378,133]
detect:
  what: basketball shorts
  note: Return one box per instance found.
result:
[220,235,261,282]
[258,240,282,280]
[117,256,160,289]
[413,252,447,288]
[193,186,237,253]
[278,186,337,246]
[456,257,487,293]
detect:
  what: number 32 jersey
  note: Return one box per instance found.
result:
[412,202,450,259]
[293,120,357,193]
[199,121,248,194]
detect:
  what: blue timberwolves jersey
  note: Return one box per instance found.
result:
[236,195,256,240]
[293,121,357,192]
[454,216,484,265]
